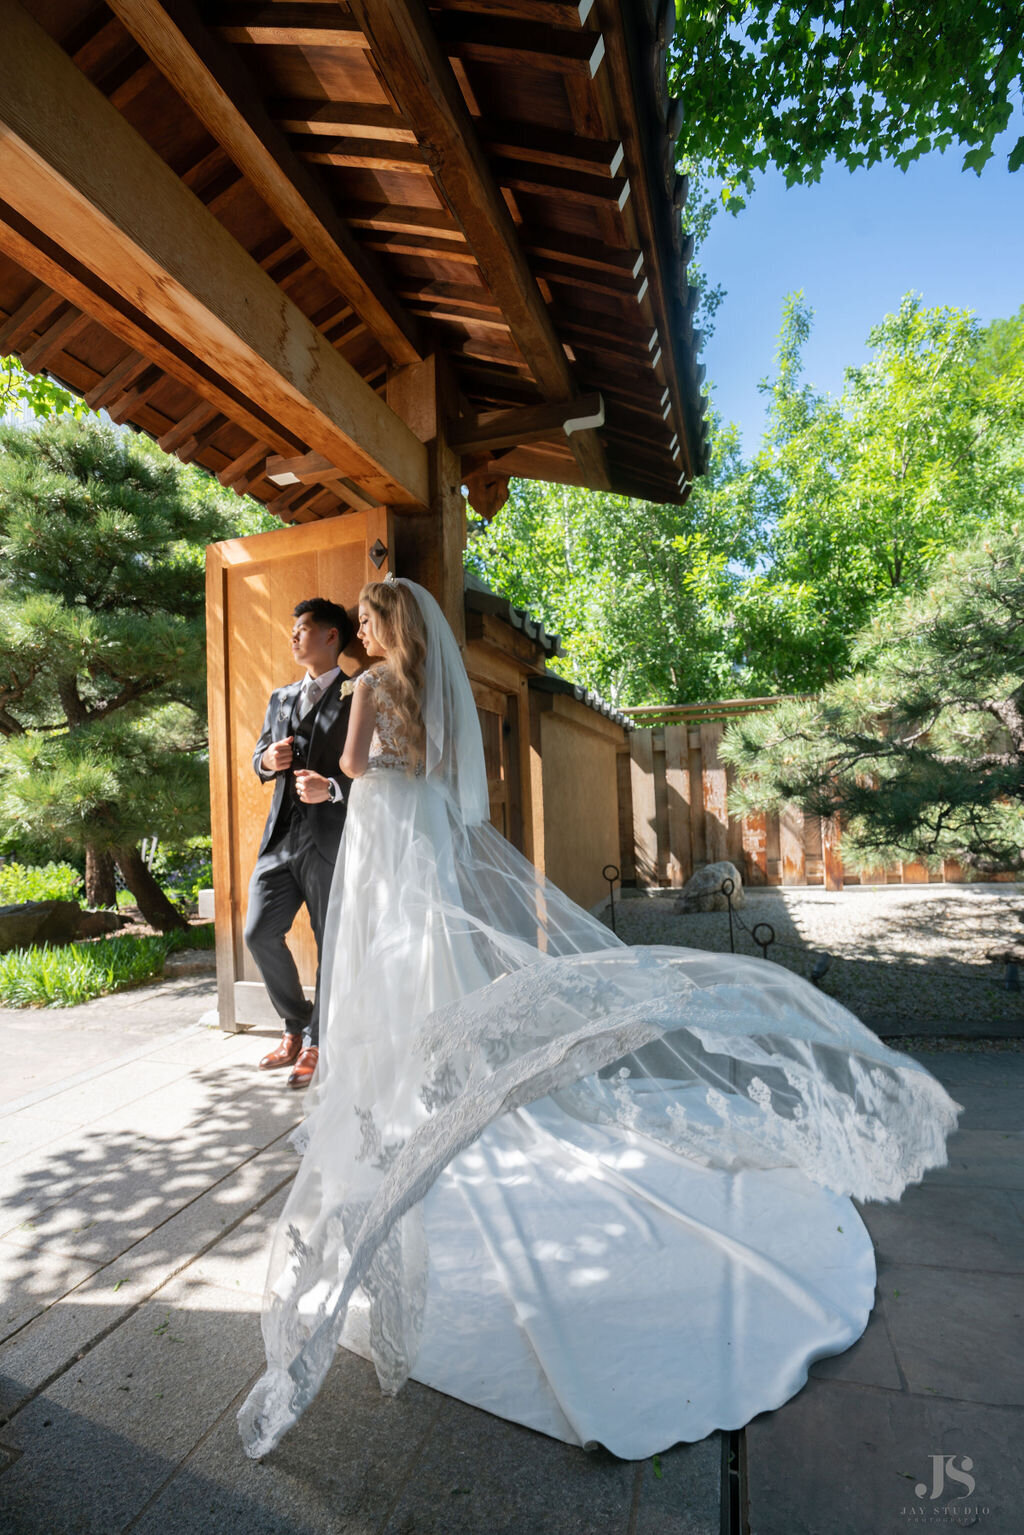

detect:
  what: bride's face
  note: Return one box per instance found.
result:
[357,603,387,658]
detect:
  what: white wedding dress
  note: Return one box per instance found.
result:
[239,582,960,1461]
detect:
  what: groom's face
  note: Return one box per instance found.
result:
[291,614,338,675]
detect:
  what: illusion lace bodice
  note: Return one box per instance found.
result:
[358,666,409,771]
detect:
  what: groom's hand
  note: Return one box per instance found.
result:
[262,736,294,772]
[294,770,330,803]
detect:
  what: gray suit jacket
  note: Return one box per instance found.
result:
[252,674,354,861]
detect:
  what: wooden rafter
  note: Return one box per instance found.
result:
[347,0,610,490]
[435,14,606,76]
[106,0,423,366]
[212,6,367,49]
[493,159,630,210]
[270,100,415,142]
[0,1,429,506]
[449,393,604,454]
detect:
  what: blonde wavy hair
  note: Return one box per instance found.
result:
[359,579,427,770]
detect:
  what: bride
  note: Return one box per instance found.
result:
[239,576,959,1461]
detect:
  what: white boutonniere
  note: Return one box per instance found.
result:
[339,679,356,699]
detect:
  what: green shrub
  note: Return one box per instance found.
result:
[0,860,83,905]
[0,922,215,1008]
[151,836,213,914]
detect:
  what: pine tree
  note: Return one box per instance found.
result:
[0,416,242,929]
[721,521,1024,875]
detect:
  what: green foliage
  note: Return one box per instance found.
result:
[0,415,257,872]
[688,296,1024,692]
[150,836,214,913]
[0,923,215,1008]
[669,2,1023,215]
[0,860,83,905]
[720,520,1024,874]
[1,355,86,423]
[466,418,754,705]
[471,297,1024,705]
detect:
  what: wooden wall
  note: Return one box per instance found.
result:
[529,689,625,910]
[621,706,985,890]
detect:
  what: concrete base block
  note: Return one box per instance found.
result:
[232,981,314,1029]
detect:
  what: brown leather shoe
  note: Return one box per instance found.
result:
[258,1032,303,1071]
[288,1046,319,1089]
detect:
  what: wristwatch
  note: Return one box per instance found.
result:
[326,780,338,803]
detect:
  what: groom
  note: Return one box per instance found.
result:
[245,597,355,1088]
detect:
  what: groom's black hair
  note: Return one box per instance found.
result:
[294,597,354,655]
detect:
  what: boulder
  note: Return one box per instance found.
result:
[162,948,216,978]
[674,861,745,914]
[0,900,85,952]
[77,909,130,938]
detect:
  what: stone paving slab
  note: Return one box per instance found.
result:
[908,1050,1024,1130]
[878,1262,1024,1407]
[0,977,218,1107]
[926,1129,1024,1190]
[743,1049,1024,1535]
[0,1137,294,1421]
[858,1183,1024,1271]
[746,1379,1020,1535]
[0,995,1021,1535]
[808,1297,902,1392]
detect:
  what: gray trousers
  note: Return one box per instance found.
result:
[244,810,335,1047]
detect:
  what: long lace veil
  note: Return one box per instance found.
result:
[398,578,489,825]
[237,576,960,1462]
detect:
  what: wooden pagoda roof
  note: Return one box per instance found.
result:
[0,0,709,523]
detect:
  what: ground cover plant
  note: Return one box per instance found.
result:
[0,923,215,1009]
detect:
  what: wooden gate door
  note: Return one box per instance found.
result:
[206,512,389,1031]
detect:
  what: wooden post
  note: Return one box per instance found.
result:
[663,723,692,886]
[629,729,658,886]
[700,720,729,864]
[205,548,240,1031]
[688,727,706,869]
[616,746,636,885]
[779,805,805,885]
[822,813,844,891]
[387,353,466,641]
[742,811,768,886]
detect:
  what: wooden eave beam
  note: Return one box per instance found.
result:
[492,159,630,210]
[480,123,623,177]
[106,0,423,366]
[441,0,595,22]
[595,0,697,483]
[435,14,605,76]
[347,0,610,491]
[450,393,604,454]
[345,202,465,239]
[296,138,431,174]
[519,227,643,278]
[0,1,429,507]
[270,100,415,141]
[212,6,367,48]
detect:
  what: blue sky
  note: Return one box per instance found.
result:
[697,122,1024,455]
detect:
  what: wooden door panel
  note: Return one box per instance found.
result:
[207,512,388,1027]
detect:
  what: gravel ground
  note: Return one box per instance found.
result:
[606,883,1024,1045]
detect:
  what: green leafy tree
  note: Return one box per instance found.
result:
[1,354,86,422]
[0,415,261,928]
[691,295,1024,692]
[466,419,753,705]
[721,520,1024,875]
[670,1,1023,214]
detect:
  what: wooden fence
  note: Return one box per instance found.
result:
[617,700,980,890]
